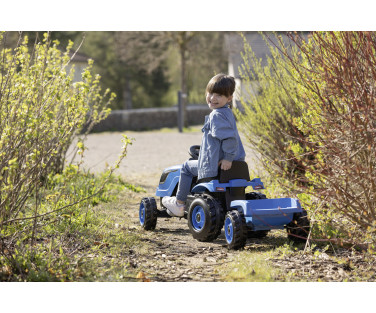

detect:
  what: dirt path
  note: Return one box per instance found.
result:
[126,209,233,282]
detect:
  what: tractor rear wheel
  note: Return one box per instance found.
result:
[188,194,224,242]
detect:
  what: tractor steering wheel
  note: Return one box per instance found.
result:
[189,145,200,160]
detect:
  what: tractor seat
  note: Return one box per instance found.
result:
[197,160,250,184]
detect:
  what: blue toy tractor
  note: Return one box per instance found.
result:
[139,145,310,250]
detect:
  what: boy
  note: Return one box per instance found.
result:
[162,74,245,216]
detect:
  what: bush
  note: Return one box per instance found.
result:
[0,32,133,279]
[237,31,376,248]
[0,167,137,281]
[285,32,376,247]
[0,32,114,227]
[235,33,312,190]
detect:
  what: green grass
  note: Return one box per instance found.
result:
[220,231,294,282]
[219,232,376,282]
[222,250,281,282]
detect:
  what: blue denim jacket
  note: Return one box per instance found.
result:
[197,105,246,180]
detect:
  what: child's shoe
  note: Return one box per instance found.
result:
[162,196,185,217]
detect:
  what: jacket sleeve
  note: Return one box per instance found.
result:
[210,113,238,162]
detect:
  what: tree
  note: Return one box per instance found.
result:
[167,31,228,126]
[171,31,196,127]
[115,31,195,117]
[115,31,228,116]
[5,31,229,111]
[114,31,171,109]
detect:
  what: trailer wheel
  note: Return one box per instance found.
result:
[286,210,310,243]
[139,197,158,230]
[224,210,247,250]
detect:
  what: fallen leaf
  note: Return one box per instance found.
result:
[137,271,146,279]
[136,271,151,282]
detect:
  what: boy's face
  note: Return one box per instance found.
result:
[206,92,233,110]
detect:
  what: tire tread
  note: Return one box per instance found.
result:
[141,197,158,230]
[188,194,224,242]
[225,210,247,250]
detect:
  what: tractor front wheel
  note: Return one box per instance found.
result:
[139,197,158,230]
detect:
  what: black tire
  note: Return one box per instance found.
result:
[139,197,158,230]
[247,230,269,239]
[224,210,247,250]
[187,194,224,242]
[286,210,310,243]
[245,192,267,200]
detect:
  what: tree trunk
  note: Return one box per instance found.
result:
[180,47,188,128]
[123,73,132,110]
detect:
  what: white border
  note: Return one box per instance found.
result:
[1,1,376,30]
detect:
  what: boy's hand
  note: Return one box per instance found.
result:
[218,159,232,171]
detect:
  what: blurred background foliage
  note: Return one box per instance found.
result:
[2,31,229,110]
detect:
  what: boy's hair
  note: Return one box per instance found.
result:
[206,73,236,97]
